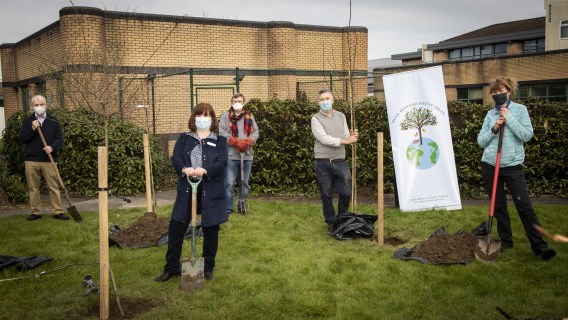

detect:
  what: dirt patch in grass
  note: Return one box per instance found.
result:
[109,212,169,248]
[384,236,406,246]
[410,230,477,264]
[372,235,406,246]
[77,297,164,319]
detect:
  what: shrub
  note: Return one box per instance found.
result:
[0,162,29,204]
[1,108,171,197]
[248,97,567,198]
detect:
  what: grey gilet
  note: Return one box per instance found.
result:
[313,111,346,160]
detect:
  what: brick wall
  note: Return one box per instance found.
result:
[1,6,368,138]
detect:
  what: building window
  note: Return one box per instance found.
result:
[448,43,508,60]
[21,87,30,112]
[449,49,461,59]
[461,47,474,59]
[457,87,484,104]
[36,82,46,95]
[561,20,568,39]
[519,83,568,102]
[494,43,507,55]
[481,45,493,56]
[523,39,545,52]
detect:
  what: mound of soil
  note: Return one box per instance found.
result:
[109,213,169,248]
[410,230,477,264]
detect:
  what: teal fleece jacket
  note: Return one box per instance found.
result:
[477,101,534,168]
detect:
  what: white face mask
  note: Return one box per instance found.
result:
[34,106,46,116]
[232,103,244,111]
[195,116,212,131]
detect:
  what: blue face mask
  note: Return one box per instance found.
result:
[195,116,212,130]
[320,100,333,112]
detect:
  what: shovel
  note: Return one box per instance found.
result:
[474,125,505,262]
[533,225,568,243]
[36,127,83,222]
[180,175,205,291]
[239,152,248,214]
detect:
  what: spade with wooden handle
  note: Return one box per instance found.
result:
[534,225,568,243]
[36,126,83,222]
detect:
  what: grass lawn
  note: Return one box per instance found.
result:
[1,200,567,319]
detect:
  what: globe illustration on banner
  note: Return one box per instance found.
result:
[406,137,439,169]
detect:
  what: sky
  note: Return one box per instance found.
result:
[0,0,546,75]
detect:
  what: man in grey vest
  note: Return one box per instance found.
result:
[311,88,358,236]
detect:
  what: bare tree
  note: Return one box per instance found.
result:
[36,5,179,147]
[346,0,361,211]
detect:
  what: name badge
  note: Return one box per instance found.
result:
[206,141,216,147]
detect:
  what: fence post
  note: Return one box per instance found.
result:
[236,67,240,92]
[189,68,194,111]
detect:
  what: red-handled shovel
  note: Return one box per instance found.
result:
[475,125,505,262]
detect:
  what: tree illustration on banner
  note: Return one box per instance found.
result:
[400,107,439,169]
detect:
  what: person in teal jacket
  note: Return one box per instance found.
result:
[477,77,555,260]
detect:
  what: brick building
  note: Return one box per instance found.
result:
[373,0,568,105]
[1,6,368,139]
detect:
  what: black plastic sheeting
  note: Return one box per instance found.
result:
[332,213,377,240]
[0,255,53,271]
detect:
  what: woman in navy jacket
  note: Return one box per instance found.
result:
[155,103,228,282]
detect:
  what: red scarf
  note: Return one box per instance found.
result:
[229,108,254,137]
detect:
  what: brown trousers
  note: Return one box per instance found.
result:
[24,161,64,215]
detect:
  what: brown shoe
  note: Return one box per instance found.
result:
[53,213,70,220]
[26,214,42,221]
[327,224,334,236]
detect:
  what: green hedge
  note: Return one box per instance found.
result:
[248,97,567,198]
[1,108,171,197]
[3,99,566,202]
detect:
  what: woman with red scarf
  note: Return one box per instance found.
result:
[218,93,260,214]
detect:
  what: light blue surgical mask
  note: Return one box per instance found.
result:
[195,116,212,130]
[320,100,332,112]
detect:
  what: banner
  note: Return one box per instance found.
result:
[383,66,461,211]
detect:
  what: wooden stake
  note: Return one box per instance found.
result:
[143,134,153,213]
[377,133,384,247]
[98,146,109,320]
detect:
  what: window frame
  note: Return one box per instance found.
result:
[21,87,30,112]
[561,20,568,39]
[456,87,484,104]
[518,83,568,102]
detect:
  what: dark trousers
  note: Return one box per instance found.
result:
[314,159,352,225]
[164,220,220,273]
[481,162,547,254]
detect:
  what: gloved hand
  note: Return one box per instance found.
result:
[236,139,249,153]
[228,136,238,146]
[245,137,254,147]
